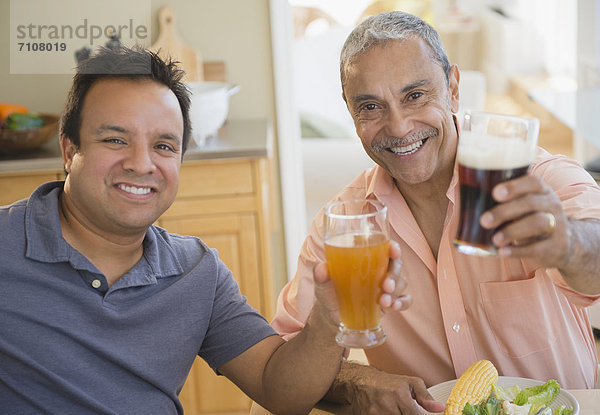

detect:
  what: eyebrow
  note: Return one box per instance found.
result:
[158,132,182,144]
[400,79,430,93]
[95,124,129,135]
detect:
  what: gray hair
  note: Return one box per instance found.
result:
[340,11,450,89]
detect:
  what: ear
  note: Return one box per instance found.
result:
[448,65,460,114]
[60,135,77,174]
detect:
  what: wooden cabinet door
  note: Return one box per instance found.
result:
[0,171,62,206]
[159,213,262,415]
[159,213,262,311]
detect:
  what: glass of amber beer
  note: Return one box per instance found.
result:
[453,111,540,256]
[324,199,389,348]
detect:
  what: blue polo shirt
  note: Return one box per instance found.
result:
[0,181,277,414]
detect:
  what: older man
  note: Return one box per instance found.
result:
[272,11,600,414]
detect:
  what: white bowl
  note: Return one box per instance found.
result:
[185,81,240,147]
[426,376,579,415]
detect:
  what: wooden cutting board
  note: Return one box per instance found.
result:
[151,6,204,82]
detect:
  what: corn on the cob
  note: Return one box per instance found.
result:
[444,359,498,415]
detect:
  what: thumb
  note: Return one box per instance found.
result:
[419,399,445,413]
[314,262,330,284]
[415,389,445,413]
[312,262,340,320]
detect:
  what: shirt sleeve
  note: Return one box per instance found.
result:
[532,149,600,219]
[271,215,326,339]
[199,251,277,371]
[531,149,600,305]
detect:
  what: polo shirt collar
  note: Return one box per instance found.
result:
[25,181,183,283]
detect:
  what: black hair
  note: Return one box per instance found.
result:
[60,46,191,156]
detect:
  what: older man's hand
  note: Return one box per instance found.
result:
[480,174,570,268]
[312,240,411,327]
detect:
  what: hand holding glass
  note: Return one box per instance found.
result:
[323,199,389,348]
[454,112,540,256]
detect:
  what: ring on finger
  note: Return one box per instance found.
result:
[543,212,556,237]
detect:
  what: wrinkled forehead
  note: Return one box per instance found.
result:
[341,38,442,90]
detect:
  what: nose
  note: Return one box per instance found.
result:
[384,104,415,139]
[122,143,157,175]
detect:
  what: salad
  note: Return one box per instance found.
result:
[461,379,574,415]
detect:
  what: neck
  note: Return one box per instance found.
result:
[393,164,454,259]
[394,160,454,208]
[58,194,146,286]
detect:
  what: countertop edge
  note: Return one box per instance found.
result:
[0,118,272,174]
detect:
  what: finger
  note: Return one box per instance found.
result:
[416,397,446,413]
[381,241,407,310]
[380,259,406,308]
[497,237,553,259]
[312,263,337,304]
[492,211,556,248]
[380,278,410,310]
[312,263,342,320]
[380,246,403,298]
[389,240,402,259]
[391,294,412,311]
[491,175,548,202]
[412,381,446,413]
[481,192,556,230]
[381,261,405,293]
[396,381,441,415]
[380,293,412,310]
[313,262,330,284]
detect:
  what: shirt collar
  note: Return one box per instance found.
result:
[365,165,397,199]
[25,181,70,263]
[446,113,461,204]
[25,181,183,282]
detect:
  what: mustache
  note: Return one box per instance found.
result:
[371,127,439,153]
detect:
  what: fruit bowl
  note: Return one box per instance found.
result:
[0,114,59,154]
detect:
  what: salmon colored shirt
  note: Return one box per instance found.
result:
[272,148,600,389]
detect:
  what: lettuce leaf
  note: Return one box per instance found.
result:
[513,379,560,414]
[462,396,502,415]
[466,380,572,415]
[492,383,520,402]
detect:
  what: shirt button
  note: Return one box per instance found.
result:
[91,279,102,289]
[453,322,461,333]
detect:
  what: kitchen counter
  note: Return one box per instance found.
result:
[0,118,272,173]
[528,86,600,178]
[528,87,600,151]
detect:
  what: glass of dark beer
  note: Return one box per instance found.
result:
[453,112,540,256]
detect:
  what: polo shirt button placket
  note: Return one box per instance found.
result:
[452,322,460,333]
[91,279,102,289]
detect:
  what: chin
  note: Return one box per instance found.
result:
[391,169,435,186]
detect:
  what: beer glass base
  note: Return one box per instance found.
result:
[453,240,497,256]
[335,324,386,348]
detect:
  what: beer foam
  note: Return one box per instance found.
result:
[458,132,534,170]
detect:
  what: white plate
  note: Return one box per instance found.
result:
[426,376,580,414]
